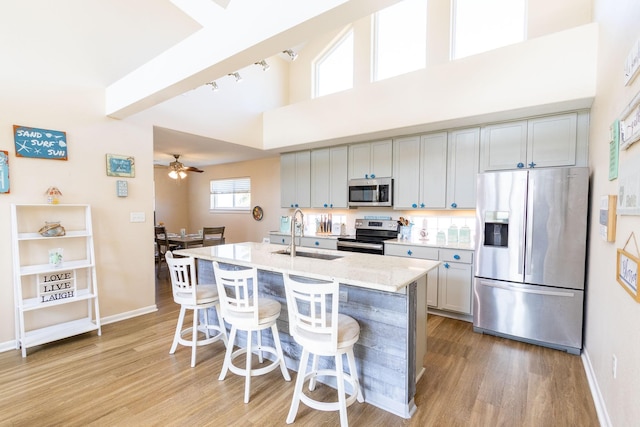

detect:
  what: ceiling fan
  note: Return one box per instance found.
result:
[168,154,203,179]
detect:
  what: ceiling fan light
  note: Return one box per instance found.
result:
[178,170,187,179]
[168,170,178,179]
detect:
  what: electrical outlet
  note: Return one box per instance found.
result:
[130,212,145,223]
[339,290,348,302]
[612,354,617,379]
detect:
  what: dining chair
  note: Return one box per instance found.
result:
[282,273,364,427]
[166,251,227,367]
[203,226,225,246]
[155,225,178,278]
[213,261,291,403]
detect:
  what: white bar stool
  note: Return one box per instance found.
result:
[283,273,364,427]
[166,251,227,367]
[213,261,291,403]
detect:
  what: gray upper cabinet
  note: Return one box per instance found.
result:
[348,140,393,179]
[393,133,447,209]
[480,112,588,171]
[447,127,479,209]
[311,146,348,208]
[280,151,311,208]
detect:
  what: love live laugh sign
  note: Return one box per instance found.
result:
[39,271,75,303]
[13,125,67,160]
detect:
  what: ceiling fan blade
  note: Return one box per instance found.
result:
[183,166,204,173]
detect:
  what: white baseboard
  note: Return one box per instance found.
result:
[99,305,158,325]
[0,305,158,354]
[582,347,612,427]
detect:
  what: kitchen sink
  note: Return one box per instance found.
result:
[272,249,343,260]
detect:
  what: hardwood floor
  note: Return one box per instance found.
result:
[0,270,599,426]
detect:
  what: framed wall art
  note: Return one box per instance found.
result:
[106,154,135,177]
[617,233,640,302]
[13,125,67,160]
[0,150,9,193]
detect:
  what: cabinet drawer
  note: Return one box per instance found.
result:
[385,244,439,260]
[300,237,337,250]
[440,249,473,264]
[269,234,291,245]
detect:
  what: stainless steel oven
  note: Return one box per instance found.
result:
[337,219,398,255]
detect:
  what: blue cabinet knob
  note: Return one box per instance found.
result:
[420,203,425,208]
[365,174,369,179]
[453,254,460,260]
[323,203,328,208]
[281,238,285,244]
[407,250,413,256]
[314,241,319,246]
[370,174,376,178]
[294,203,299,208]
[529,162,536,168]
[412,203,417,208]
[444,262,450,269]
[517,162,524,168]
[330,204,333,208]
[290,204,294,208]
[451,203,457,208]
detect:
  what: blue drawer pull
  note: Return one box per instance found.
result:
[453,254,460,260]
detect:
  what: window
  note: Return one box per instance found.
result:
[210,178,250,210]
[452,0,526,60]
[373,0,427,81]
[314,29,354,98]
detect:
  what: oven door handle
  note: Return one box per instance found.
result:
[337,241,384,251]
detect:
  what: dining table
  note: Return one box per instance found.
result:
[166,233,225,248]
[166,233,204,248]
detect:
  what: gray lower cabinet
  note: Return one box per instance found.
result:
[385,243,474,317]
[268,233,337,250]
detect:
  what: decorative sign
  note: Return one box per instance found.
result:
[609,120,619,180]
[106,154,135,177]
[620,100,640,150]
[599,195,617,242]
[0,151,9,193]
[624,37,640,86]
[617,233,640,302]
[13,125,67,160]
[617,149,640,215]
[38,270,76,304]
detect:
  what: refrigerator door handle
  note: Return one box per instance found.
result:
[524,179,534,278]
[479,280,576,298]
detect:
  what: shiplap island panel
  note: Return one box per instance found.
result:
[175,242,439,418]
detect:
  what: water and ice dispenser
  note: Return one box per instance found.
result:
[483,211,509,247]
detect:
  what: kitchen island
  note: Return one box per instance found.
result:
[175,242,439,418]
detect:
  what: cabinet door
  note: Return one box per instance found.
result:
[426,267,439,307]
[447,128,479,209]
[439,262,472,314]
[280,151,310,208]
[329,146,348,208]
[348,143,372,179]
[311,149,330,208]
[527,113,577,168]
[480,121,528,171]
[393,136,421,209]
[420,132,447,208]
[370,139,393,178]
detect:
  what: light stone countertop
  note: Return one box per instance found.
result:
[384,238,475,251]
[175,242,439,293]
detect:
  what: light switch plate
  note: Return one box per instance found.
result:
[130,212,145,223]
[116,180,128,197]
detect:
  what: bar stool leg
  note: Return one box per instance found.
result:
[191,308,199,367]
[170,306,187,355]
[287,348,310,424]
[244,330,254,403]
[335,354,348,427]
[219,326,237,380]
[272,324,291,380]
[309,354,319,391]
[347,349,364,402]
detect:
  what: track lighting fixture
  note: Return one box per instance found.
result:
[254,59,270,71]
[228,72,242,82]
[283,49,298,61]
[206,81,219,91]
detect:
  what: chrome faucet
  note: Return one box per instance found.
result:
[290,208,304,257]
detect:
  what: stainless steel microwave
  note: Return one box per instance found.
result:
[348,177,393,207]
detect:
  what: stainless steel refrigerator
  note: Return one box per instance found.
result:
[473,167,589,354]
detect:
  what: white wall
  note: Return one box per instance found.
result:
[586,1,640,425]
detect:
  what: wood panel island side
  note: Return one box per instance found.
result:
[175,242,440,418]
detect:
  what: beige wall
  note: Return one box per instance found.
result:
[153,166,189,232]
[0,85,157,343]
[586,1,640,425]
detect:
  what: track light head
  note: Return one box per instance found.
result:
[206,81,219,91]
[228,72,242,82]
[283,49,298,61]
[255,60,270,71]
